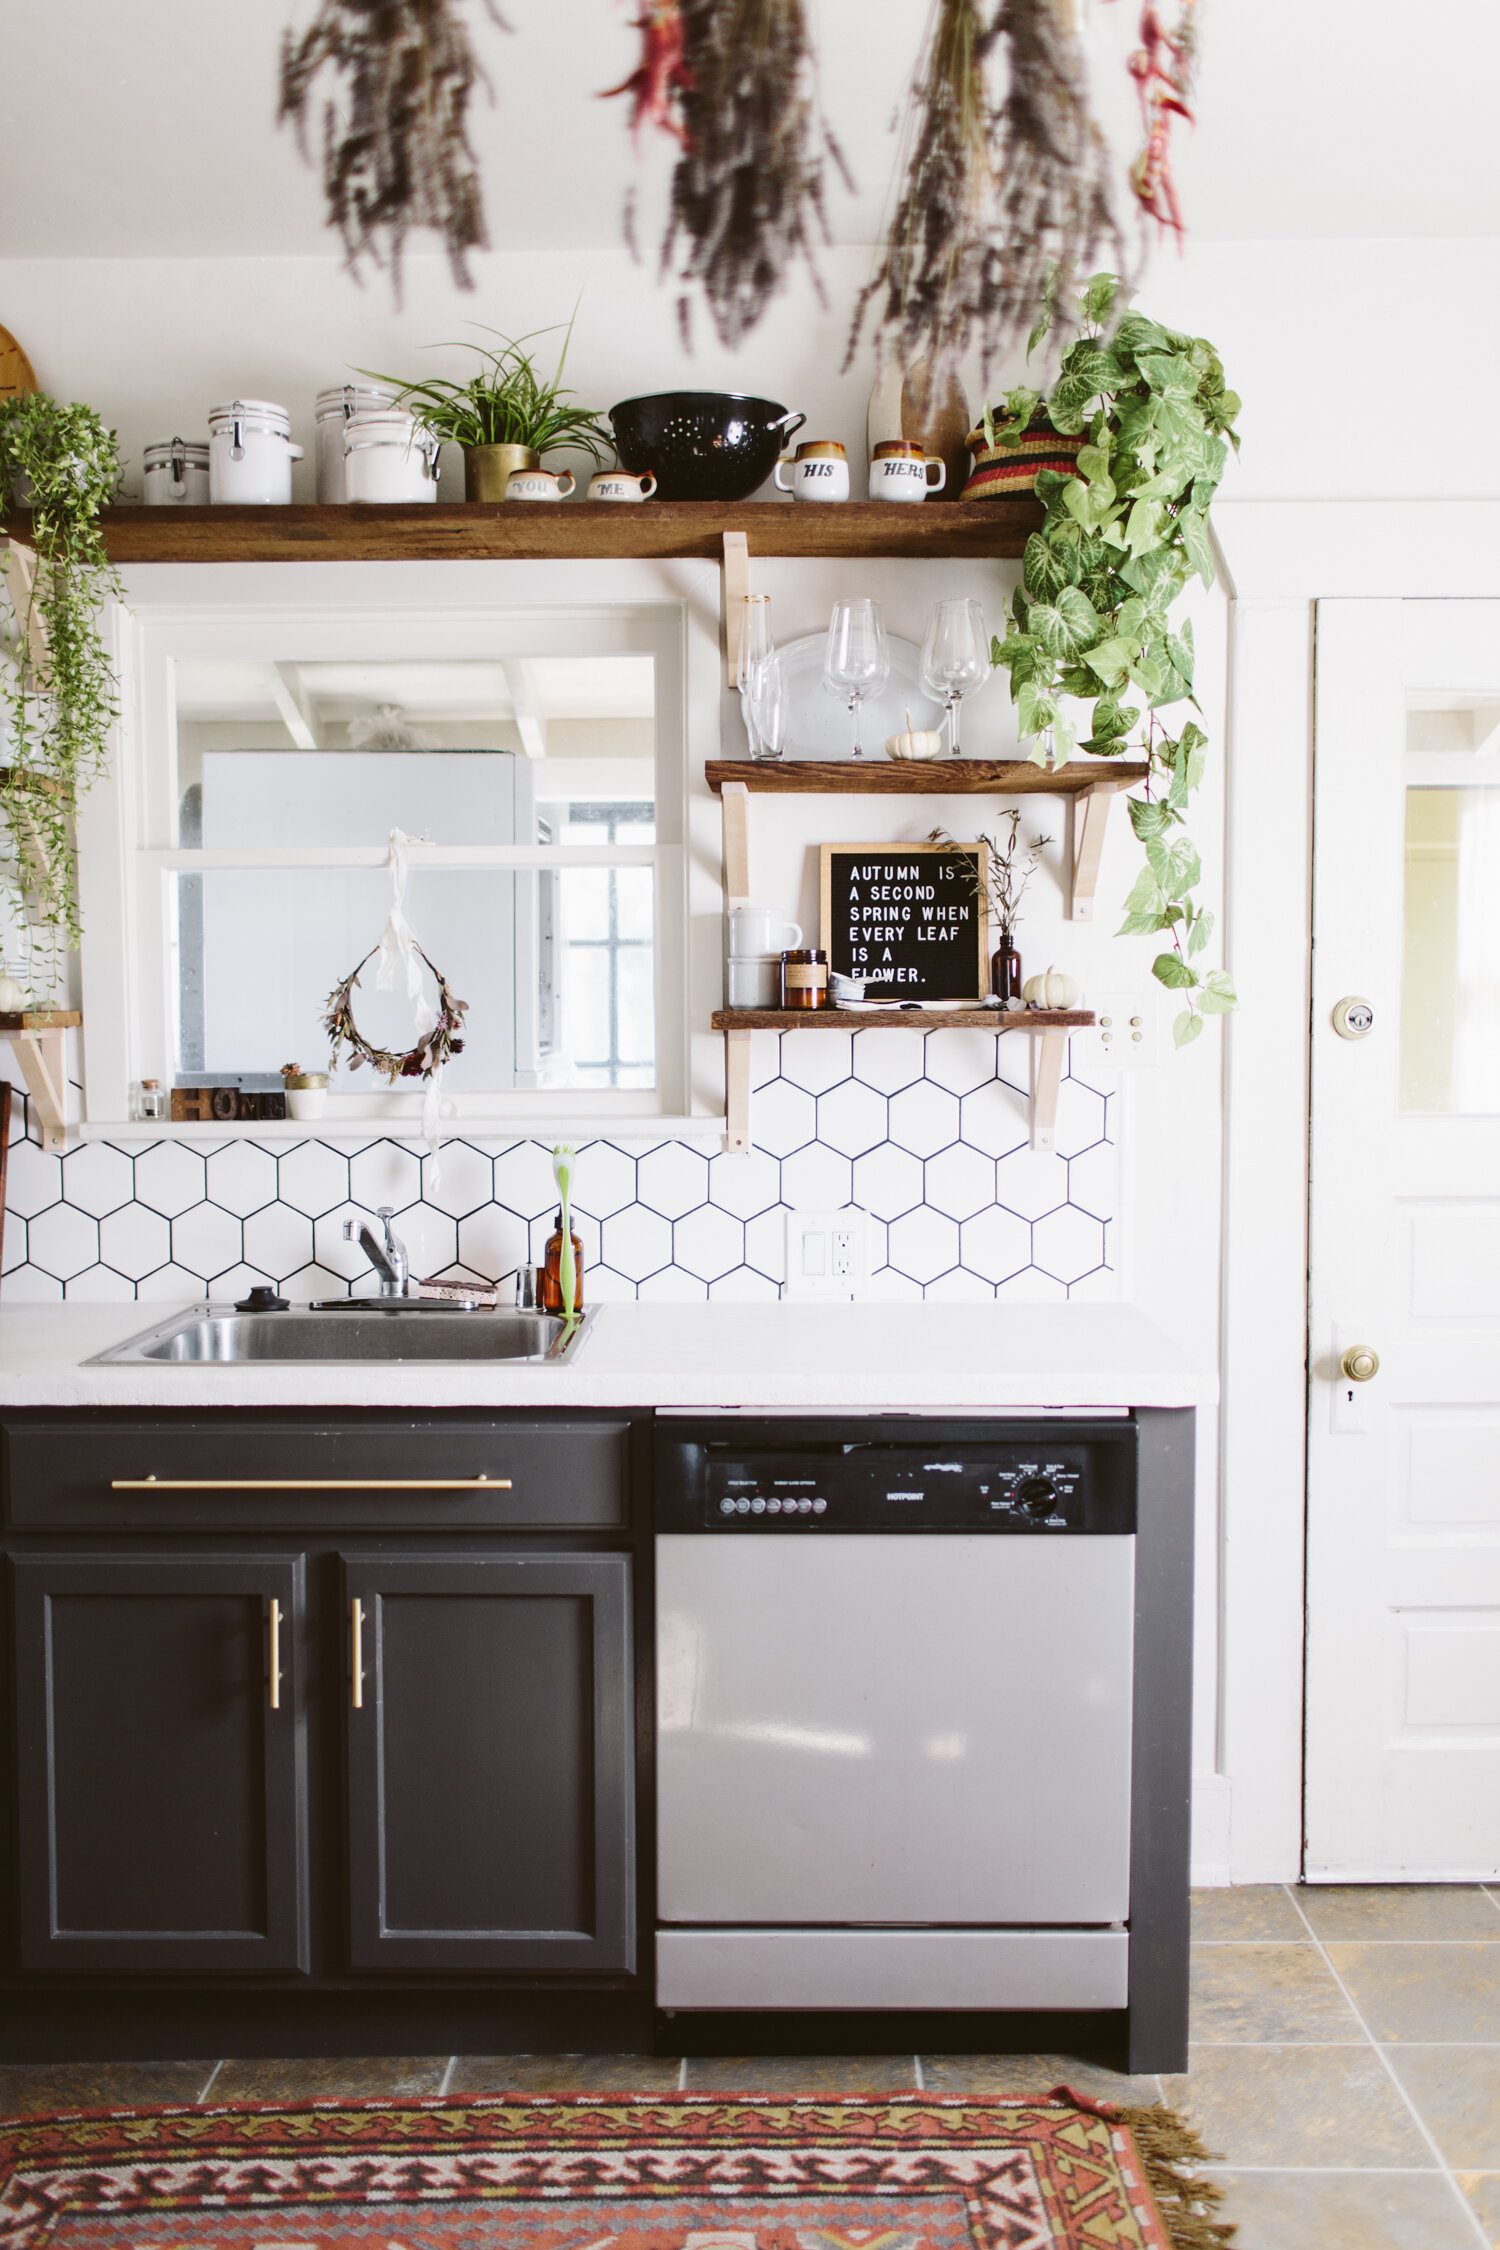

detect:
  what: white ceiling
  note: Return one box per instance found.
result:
[3,0,1498,261]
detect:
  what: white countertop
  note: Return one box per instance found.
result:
[0,1302,1212,1412]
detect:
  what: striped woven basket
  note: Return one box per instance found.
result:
[960,422,1083,501]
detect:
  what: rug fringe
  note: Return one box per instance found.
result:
[1111,2102,1238,2249]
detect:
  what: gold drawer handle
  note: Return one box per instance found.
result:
[351,1597,364,1710]
[269,1598,282,1712]
[110,1477,513,1491]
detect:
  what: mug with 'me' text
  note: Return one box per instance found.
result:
[774,440,850,503]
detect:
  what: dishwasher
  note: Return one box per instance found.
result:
[653,1411,1194,2071]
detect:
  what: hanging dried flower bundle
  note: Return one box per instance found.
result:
[600,0,693,146]
[278,0,505,294]
[604,0,849,350]
[850,0,1124,384]
[1113,0,1198,237]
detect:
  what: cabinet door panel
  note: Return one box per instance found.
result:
[12,1556,308,1974]
[344,1555,633,1973]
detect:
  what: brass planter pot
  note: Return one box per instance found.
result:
[463,443,540,501]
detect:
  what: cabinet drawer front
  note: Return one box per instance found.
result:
[11,1553,310,1975]
[3,1419,631,1530]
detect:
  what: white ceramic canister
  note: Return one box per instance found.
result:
[208,399,303,505]
[343,410,441,504]
[315,382,401,503]
[142,438,210,506]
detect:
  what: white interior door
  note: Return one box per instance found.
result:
[1307,599,1500,1878]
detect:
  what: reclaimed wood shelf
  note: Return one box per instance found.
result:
[716,1009,1094,1157]
[712,1008,1092,1032]
[706,757,1147,796]
[4,498,1044,567]
[0,1011,78,1152]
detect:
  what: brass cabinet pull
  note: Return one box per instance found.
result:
[110,1477,512,1491]
[269,1598,282,1711]
[351,1597,365,1710]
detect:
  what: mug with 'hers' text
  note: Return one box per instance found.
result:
[774,440,850,503]
[869,438,946,501]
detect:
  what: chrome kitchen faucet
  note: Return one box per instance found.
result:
[343,1205,410,1296]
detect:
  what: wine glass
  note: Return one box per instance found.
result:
[920,597,989,755]
[823,598,890,758]
[736,594,776,759]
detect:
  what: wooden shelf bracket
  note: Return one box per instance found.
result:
[1029,1029,1067,1152]
[4,1024,67,1150]
[724,1028,753,1155]
[1067,778,1127,922]
[720,778,751,905]
[722,531,750,687]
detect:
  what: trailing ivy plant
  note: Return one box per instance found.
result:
[989,273,1240,1046]
[0,394,121,997]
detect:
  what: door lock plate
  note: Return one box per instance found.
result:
[1332,996,1375,1039]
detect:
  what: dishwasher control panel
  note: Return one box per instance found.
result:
[656,1424,1135,1534]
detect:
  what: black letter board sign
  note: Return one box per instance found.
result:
[819,841,990,1002]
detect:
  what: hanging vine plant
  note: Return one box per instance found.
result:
[278,0,508,295]
[850,0,1124,385]
[988,274,1240,1046]
[0,394,121,1000]
[604,0,850,349]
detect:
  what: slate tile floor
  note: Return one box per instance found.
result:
[0,1887,1493,2248]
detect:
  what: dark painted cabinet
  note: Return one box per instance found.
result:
[11,1553,309,1974]
[344,1554,634,1972]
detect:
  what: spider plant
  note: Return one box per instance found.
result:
[363,317,610,459]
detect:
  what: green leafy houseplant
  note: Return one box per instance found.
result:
[366,318,610,458]
[989,274,1241,1046]
[0,393,121,997]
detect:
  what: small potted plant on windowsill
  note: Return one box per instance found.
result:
[365,316,610,500]
[281,1063,328,1121]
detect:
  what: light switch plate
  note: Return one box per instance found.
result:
[1074,987,1166,1070]
[782,1207,869,1300]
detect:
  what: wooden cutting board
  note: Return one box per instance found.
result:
[0,326,38,399]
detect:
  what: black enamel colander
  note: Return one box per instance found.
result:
[608,393,806,502]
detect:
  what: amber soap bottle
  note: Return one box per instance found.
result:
[542,1208,584,1313]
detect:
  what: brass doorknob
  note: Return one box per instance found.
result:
[1341,1345,1380,1382]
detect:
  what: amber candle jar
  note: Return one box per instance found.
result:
[542,1208,585,1313]
[780,948,829,1010]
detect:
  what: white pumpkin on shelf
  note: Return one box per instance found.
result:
[1022,965,1080,1011]
[0,972,27,1013]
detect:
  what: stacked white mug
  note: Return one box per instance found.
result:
[727,904,802,1009]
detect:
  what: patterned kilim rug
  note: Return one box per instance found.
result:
[0,2092,1235,2250]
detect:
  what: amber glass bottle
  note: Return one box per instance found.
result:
[542,1208,585,1313]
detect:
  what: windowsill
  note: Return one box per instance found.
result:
[78,1116,728,1145]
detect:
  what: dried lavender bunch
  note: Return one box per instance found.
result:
[851,0,1124,384]
[279,0,505,294]
[664,0,850,351]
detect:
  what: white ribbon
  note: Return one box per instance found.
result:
[375,827,444,1175]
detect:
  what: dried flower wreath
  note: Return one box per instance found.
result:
[323,945,468,1081]
[278,0,508,294]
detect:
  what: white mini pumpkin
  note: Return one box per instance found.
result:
[1021,965,1080,1010]
[885,727,944,761]
[0,973,27,1013]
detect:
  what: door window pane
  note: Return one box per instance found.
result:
[1401,787,1500,1112]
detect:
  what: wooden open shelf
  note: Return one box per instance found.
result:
[712,1008,1092,1033]
[4,498,1044,567]
[706,758,1148,797]
[0,1011,80,1030]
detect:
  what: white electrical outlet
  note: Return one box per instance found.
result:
[782,1207,869,1300]
[1074,987,1166,1069]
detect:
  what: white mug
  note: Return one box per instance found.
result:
[870,442,946,501]
[504,468,576,501]
[588,470,657,501]
[727,955,782,1010]
[729,903,802,956]
[774,442,850,503]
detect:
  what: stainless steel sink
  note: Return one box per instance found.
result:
[88,1303,593,1365]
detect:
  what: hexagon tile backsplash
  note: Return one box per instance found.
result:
[0,1031,1115,1304]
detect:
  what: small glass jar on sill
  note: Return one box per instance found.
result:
[135,1078,166,1122]
[780,948,829,1010]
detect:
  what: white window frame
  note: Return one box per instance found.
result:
[76,558,722,1138]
